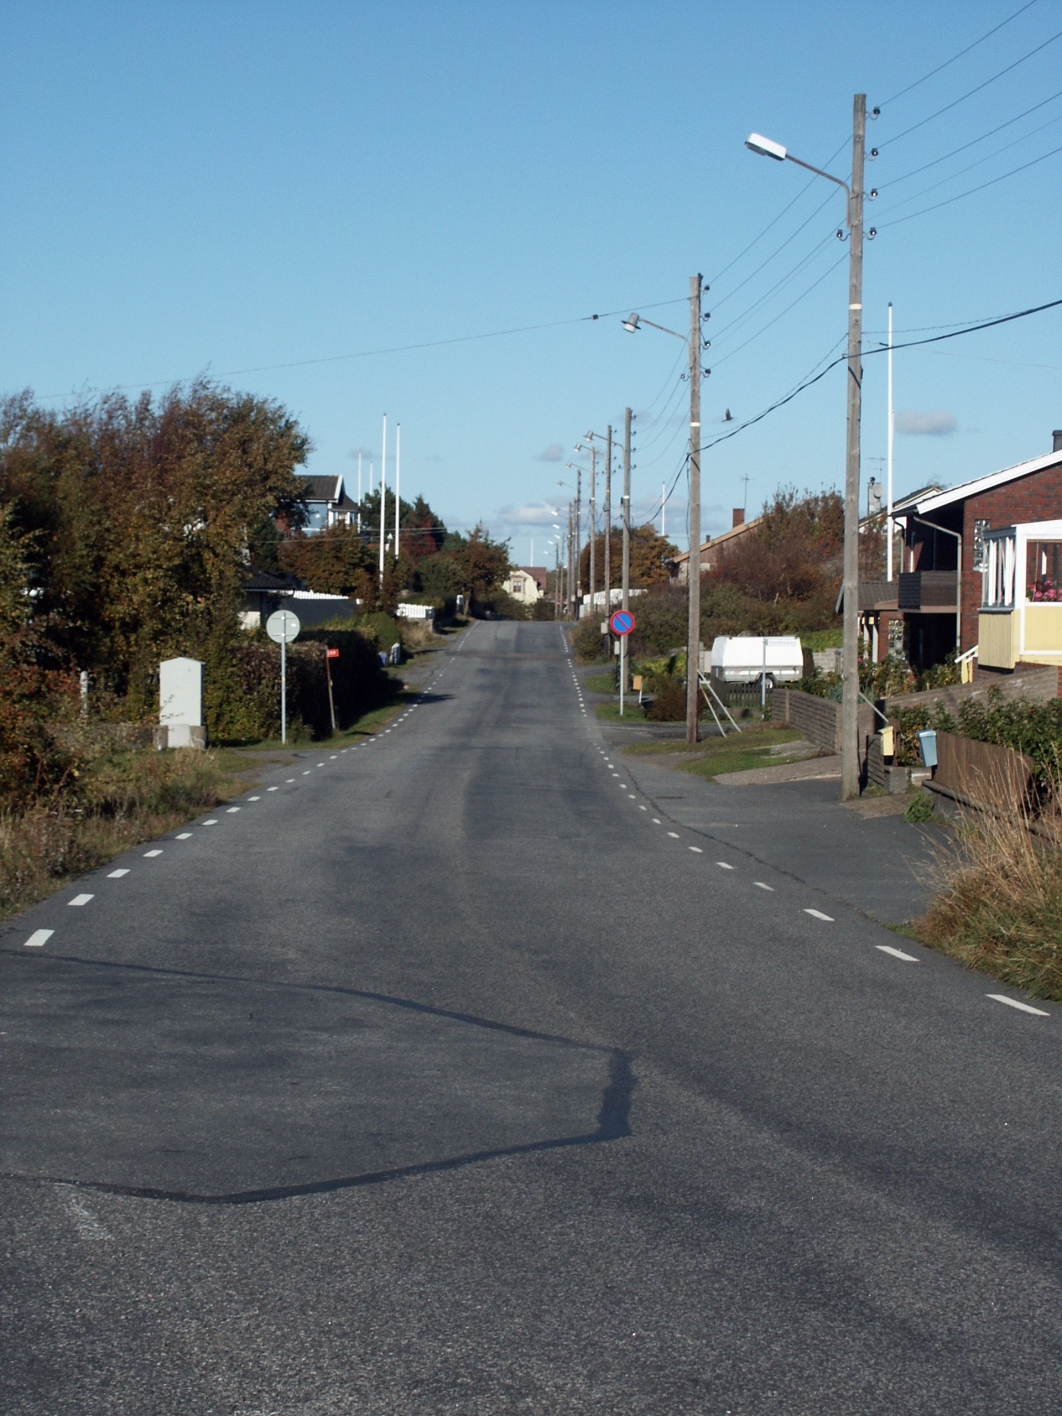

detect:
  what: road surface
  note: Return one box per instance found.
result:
[3,620,1061,1414]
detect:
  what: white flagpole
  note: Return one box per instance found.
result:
[395,423,401,558]
[379,414,387,583]
[357,452,363,533]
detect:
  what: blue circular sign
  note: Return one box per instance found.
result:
[609,609,636,637]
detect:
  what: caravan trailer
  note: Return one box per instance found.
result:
[709,635,803,687]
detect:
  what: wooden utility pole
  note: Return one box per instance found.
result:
[622,407,632,612]
[686,275,703,745]
[603,426,612,614]
[840,94,866,800]
[588,445,597,616]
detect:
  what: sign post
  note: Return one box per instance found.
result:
[324,646,339,734]
[609,609,636,716]
[266,609,301,743]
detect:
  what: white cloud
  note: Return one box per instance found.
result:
[496,501,562,526]
[895,409,957,437]
[535,443,564,462]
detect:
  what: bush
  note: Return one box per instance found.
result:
[647,675,687,721]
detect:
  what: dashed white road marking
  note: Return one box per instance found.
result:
[176,832,192,839]
[69,894,94,907]
[876,944,919,962]
[987,994,1050,1016]
[754,881,774,891]
[629,794,637,799]
[329,755,338,759]
[226,807,241,814]
[689,846,703,853]
[302,770,312,775]
[652,818,661,824]
[716,861,735,871]
[639,805,647,811]
[248,795,261,801]
[804,908,834,922]
[267,787,279,792]
[24,929,53,947]
[667,831,680,839]
[107,868,130,878]
[202,819,218,826]
[144,849,163,857]
[286,778,295,783]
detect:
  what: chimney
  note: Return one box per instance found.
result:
[732,508,745,528]
[1053,429,1062,454]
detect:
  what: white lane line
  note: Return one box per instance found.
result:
[652,818,661,824]
[629,794,637,799]
[612,773,620,777]
[716,861,735,871]
[987,994,1050,1016]
[804,908,834,922]
[226,807,241,814]
[876,944,919,962]
[267,787,279,792]
[639,805,647,811]
[107,868,130,878]
[689,846,703,853]
[144,849,163,857]
[329,755,338,760]
[667,831,680,839]
[24,929,53,947]
[303,770,312,776]
[68,894,94,907]
[248,795,261,801]
[754,881,774,891]
[202,819,218,826]
[317,762,325,766]
[286,778,295,782]
[176,832,192,839]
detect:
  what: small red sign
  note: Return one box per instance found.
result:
[326,648,340,659]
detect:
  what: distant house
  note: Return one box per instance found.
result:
[669,509,763,583]
[239,568,297,632]
[505,566,547,604]
[298,475,360,534]
[861,431,1062,671]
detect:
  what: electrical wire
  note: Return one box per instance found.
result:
[712,252,849,370]
[696,295,1062,457]
[878,26,1062,148]
[876,88,1062,188]
[873,108,1062,218]
[876,140,1062,228]
[710,231,839,348]
[38,296,691,401]
[712,185,842,314]
[879,0,1044,107]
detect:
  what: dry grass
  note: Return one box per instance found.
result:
[914,801,1062,1001]
[0,748,235,921]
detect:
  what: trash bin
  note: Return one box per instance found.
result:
[917,729,937,769]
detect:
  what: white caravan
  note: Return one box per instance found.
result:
[709,635,803,687]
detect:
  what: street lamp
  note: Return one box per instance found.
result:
[746,96,867,800]
[624,277,707,744]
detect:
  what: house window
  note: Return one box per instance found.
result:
[1027,540,1062,602]
[972,519,989,573]
[983,532,1016,608]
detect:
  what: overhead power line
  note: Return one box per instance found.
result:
[879,26,1062,148]
[880,0,1044,107]
[877,141,1062,228]
[877,88,1062,188]
[696,296,1062,456]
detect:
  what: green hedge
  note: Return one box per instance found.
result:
[205,629,392,742]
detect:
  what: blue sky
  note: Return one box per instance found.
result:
[2,1,1060,557]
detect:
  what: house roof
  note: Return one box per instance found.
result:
[512,565,548,584]
[910,451,1062,516]
[244,568,297,592]
[672,514,764,565]
[299,474,344,503]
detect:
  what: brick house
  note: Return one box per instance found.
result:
[892,430,1062,671]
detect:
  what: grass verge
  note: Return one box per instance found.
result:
[913,807,1062,1001]
[0,748,241,922]
[620,725,806,778]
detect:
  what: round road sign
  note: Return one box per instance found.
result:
[266,608,301,643]
[609,609,636,637]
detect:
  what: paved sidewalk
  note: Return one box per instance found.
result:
[604,731,942,926]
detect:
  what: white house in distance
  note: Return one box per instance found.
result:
[505,566,547,604]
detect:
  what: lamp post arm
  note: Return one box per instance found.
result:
[784,153,849,193]
[630,315,687,341]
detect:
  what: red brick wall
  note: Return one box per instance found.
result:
[959,462,1062,651]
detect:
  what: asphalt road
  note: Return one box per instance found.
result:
[3,620,1062,1414]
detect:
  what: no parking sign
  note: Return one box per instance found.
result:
[609,609,636,637]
